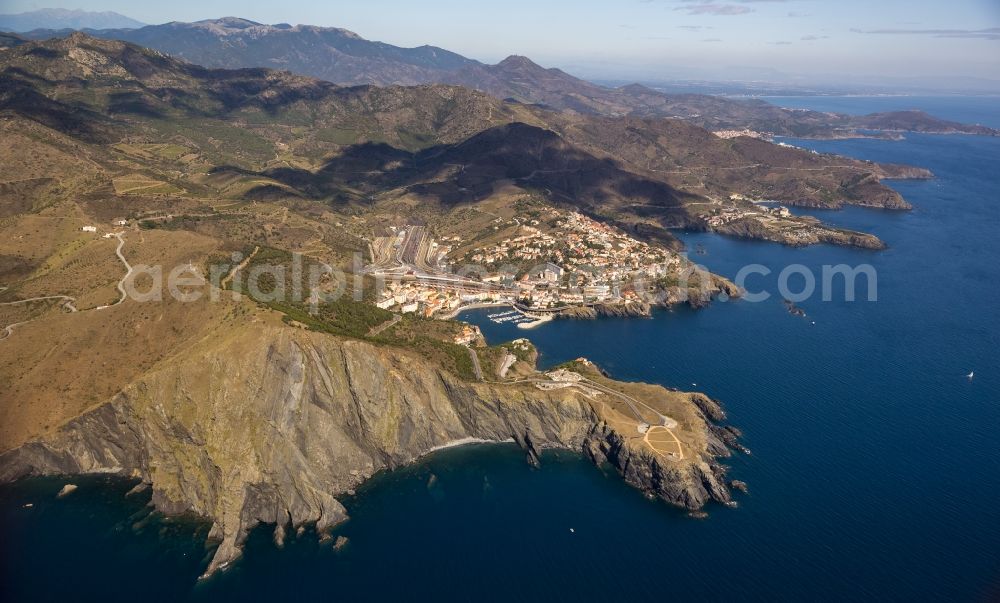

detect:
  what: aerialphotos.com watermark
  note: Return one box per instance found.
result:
[733,263,878,303]
[120,251,878,312]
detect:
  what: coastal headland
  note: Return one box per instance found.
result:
[0,314,742,577]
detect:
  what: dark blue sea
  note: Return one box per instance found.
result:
[763,95,1000,129]
[2,97,998,602]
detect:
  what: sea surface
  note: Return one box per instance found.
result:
[2,97,999,602]
[762,95,1000,129]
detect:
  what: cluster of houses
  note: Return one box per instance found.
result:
[374,280,509,317]
[470,210,675,284]
[712,128,768,140]
[372,210,684,316]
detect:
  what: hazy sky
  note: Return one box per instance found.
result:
[5,0,1000,83]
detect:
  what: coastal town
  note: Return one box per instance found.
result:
[366,209,684,321]
[712,128,768,140]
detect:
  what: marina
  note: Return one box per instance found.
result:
[486,309,533,325]
[484,307,554,329]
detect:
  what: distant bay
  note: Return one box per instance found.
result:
[761,95,1000,129]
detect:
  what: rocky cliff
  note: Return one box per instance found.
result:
[558,302,653,320]
[0,321,737,577]
[715,217,887,250]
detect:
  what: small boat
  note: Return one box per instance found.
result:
[967,371,975,380]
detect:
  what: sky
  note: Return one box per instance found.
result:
[3,0,999,86]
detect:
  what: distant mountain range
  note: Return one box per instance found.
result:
[0,8,144,32]
[0,33,922,237]
[64,17,479,86]
[7,17,997,138]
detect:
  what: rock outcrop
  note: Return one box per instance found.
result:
[557,302,652,320]
[715,217,887,250]
[553,275,742,319]
[0,323,738,577]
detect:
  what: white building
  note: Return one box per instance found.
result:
[540,262,564,283]
[583,285,611,299]
[400,301,419,314]
[81,226,97,233]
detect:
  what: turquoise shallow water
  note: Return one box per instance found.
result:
[2,97,999,602]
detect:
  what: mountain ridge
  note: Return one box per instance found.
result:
[0,8,145,32]
[11,18,997,138]
[0,32,926,247]
[26,16,481,86]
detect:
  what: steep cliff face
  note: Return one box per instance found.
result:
[558,302,652,319]
[0,323,736,576]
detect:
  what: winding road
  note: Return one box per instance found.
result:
[0,295,79,340]
[0,295,77,308]
[0,231,133,341]
[112,232,132,306]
